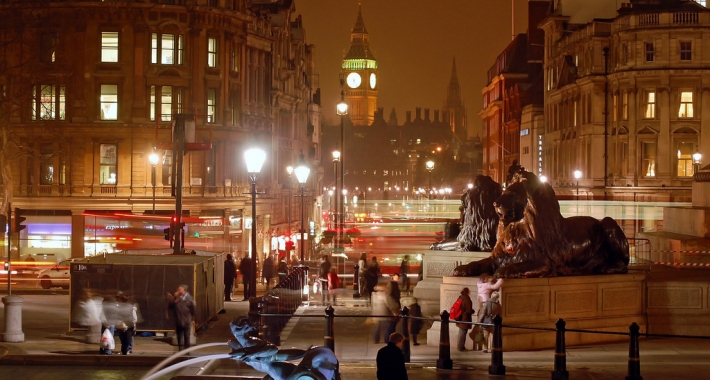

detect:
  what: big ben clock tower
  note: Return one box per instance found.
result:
[341,5,378,127]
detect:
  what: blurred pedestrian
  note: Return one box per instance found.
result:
[455,287,474,351]
[357,252,368,297]
[364,256,380,301]
[99,294,119,355]
[116,291,139,355]
[239,254,252,300]
[376,332,408,380]
[318,255,332,304]
[167,284,196,351]
[74,289,102,343]
[262,254,275,291]
[479,290,502,353]
[399,255,411,293]
[327,267,341,306]
[408,298,423,346]
[224,254,237,301]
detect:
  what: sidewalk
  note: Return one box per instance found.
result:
[2,289,710,379]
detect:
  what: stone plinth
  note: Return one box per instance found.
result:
[427,273,646,351]
[412,250,489,317]
[645,267,710,336]
[2,295,25,342]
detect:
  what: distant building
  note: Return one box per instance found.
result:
[443,58,468,142]
[341,5,378,127]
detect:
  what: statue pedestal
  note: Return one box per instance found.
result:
[427,273,646,351]
[413,250,489,317]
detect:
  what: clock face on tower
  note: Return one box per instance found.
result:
[346,72,362,88]
[370,73,376,89]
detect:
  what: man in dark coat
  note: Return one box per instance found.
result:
[376,332,408,380]
[239,254,253,300]
[224,254,237,301]
[167,284,196,351]
[399,255,411,293]
[409,298,423,346]
[262,254,275,291]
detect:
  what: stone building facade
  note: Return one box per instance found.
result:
[540,0,708,200]
[0,0,321,260]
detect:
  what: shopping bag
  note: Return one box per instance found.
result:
[101,328,115,350]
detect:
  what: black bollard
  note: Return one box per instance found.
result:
[258,297,268,342]
[400,306,411,362]
[488,314,505,375]
[626,322,643,380]
[353,264,360,298]
[552,318,569,380]
[324,305,335,352]
[436,310,453,369]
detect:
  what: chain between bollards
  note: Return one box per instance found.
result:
[552,318,569,380]
[488,314,505,375]
[399,306,410,363]
[436,310,453,369]
[626,322,643,380]
[324,305,335,352]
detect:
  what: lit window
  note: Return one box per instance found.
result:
[680,41,692,61]
[161,86,172,121]
[231,42,240,72]
[207,88,216,123]
[40,144,54,185]
[100,144,117,185]
[31,84,65,121]
[612,94,618,122]
[151,33,184,65]
[644,91,656,119]
[677,141,694,177]
[645,42,654,62]
[679,91,693,118]
[416,139,421,145]
[101,32,119,63]
[100,84,118,120]
[207,37,218,68]
[642,141,656,177]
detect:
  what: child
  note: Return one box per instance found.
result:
[327,268,341,306]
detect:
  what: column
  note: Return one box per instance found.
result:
[71,209,85,259]
[657,87,671,178]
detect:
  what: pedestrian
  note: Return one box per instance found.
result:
[357,252,368,297]
[364,256,380,300]
[116,291,139,355]
[327,267,341,305]
[479,290,502,353]
[239,254,253,300]
[277,258,289,281]
[166,284,196,351]
[376,332,409,380]
[383,273,402,342]
[477,273,503,309]
[408,298,423,346]
[224,254,237,301]
[290,254,300,269]
[399,255,411,293]
[99,294,119,355]
[262,254,275,291]
[73,289,102,344]
[319,255,332,304]
[455,287,474,351]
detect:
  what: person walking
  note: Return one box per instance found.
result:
[116,292,139,355]
[327,268,341,306]
[239,254,253,300]
[408,298,423,346]
[167,284,196,351]
[224,254,237,301]
[399,255,411,293]
[376,332,409,380]
[455,287,474,351]
[364,256,380,298]
[384,273,402,341]
[99,294,119,355]
[357,252,368,297]
[479,290,502,353]
[262,254,275,291]
[318,255,332,304]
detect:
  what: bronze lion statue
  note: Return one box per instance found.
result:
[430,175,502,251]
[453,172,629,278]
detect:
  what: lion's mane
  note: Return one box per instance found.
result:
[457,175,502,252]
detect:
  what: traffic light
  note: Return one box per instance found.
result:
[14,208,26,233]
[163,227,171,241]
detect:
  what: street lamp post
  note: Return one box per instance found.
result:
[693,152,702,176]
[286,166,293,243]
[426,160,435,199]
[294,158,310,262]
[245,147,266,299]
[574,170,582,201]
[332,151,340,249]
[148,152,159,213]
[336,83,348,252]
[327,189,334,229]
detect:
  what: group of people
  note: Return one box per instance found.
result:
[453,274,503,352]
[317,255,342,305]
[74,289,141,356]
[224,252,301,302]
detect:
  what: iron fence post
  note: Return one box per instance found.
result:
[400,306,410,362]
[436,310,453,369]
[258,296,268,341]
[324,305,335,352]
[626,322,643,380]
[488,314,505,375]
[552,318,569,380]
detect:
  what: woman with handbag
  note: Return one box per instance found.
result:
[478,290,502,353]
[455,287,474,351]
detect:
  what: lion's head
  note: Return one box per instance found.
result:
[494,181,528,227]
[456,175,502,252]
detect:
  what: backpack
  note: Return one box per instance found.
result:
[449,297,463,321]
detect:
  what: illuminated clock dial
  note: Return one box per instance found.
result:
[347,72,362,88]
[370,73,377,89]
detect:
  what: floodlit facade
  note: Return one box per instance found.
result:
[0,0,321,260]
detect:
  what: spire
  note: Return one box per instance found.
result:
[445,57,462,107]
[344,4,376,60]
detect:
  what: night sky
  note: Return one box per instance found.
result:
[295,0,533,135]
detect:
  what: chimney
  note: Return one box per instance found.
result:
[434,110,440,123]
[415,107,422,121]
[424,108,431,122]
[406,111,412,123]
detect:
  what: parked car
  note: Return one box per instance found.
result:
[38,259,76,289]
